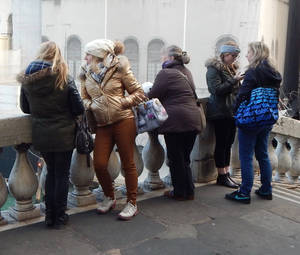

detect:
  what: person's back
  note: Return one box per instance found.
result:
[17,41,84,228]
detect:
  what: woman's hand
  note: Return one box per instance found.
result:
[234,72,245,81]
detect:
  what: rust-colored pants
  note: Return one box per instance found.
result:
[94,118,138,204]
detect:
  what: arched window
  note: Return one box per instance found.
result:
[41,35,49,43]
[7,14,13,50]
[67,35,81,80]
[147,39,165,82]
[215,34,238,56]
[124,38,139,78]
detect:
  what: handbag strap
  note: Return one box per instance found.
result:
[173,69,198,100]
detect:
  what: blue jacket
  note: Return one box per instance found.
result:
[235,60,282,112]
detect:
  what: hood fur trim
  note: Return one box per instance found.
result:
[16,67,54,85]
[205,57,239,72]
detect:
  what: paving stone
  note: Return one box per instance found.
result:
[69,209,166,252]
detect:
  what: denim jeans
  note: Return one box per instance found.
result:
[41,151,73,217]
[238,126,273,196]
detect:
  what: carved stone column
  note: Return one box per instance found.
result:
[191,121,217,182]
[8,144,40,221]
[68,151,96,207]
[93,148,121,200]
[0,173,8,225]
[143,132,165,190]
[230,132,240,176]
[120,142,145,194]
[287,137,300,183]
[268,133,278,173]
[274,135,291,182]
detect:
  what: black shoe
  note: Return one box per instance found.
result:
[226,173,241,186]
[45,215,55,227]
[255,189,272,200]
[225,190,251,204]
[45,209,55,228]
[54,213,69,229]
[217,174,239,189]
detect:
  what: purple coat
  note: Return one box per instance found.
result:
[148,60,202,134]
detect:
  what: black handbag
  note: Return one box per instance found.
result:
[75,112,94,167]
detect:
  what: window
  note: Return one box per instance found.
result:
[147,39,165,82]
[124,38,139,78]
[66,35,81,80]
[7,14,12,50]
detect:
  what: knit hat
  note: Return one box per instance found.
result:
[84,39,115,58]
[220,45,240,54]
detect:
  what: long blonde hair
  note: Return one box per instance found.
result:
[36,41,68,90]
[248,41,275,69]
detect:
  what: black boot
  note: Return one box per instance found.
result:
[226,173,240,186]
[54,212,69,229]
[45,209,55,228]
[216,174,239,189]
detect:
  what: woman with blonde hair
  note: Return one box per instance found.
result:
[225,41,282,204]
[80,39,146,220]
[205,41,244,188]
[18,41,84,228]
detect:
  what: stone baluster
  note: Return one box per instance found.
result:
[287,137,300,183]
[143,132,165,190]
[120,141,145,195]
[162,148,172,186]
[191,121,217,182]
[230,133,240,176]
[274,135,291,182]
[37,162,47,212]
[0,173,8,225]
[268,133,278,173]
[8,144,40,221]
[93,148,121,200]
[68,151,96,207]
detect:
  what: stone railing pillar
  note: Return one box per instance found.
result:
[68,151,96,207]
[143,132,165,190]
[268,133,278,173]
[287,137,300,183]
[230,132,240,176]
[0,173,8,225]
[8,143,40,221]
[191,121,217,182]
[93,148,121,200]
[274,134,291,182]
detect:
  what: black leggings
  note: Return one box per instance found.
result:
[212,119,236,168]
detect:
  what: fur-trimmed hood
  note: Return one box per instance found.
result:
[17,67,57,96]
[205,57,239,72]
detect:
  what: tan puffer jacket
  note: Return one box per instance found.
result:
[80,55,146,127]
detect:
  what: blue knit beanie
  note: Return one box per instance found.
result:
[220,45,240,54]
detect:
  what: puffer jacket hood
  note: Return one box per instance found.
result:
[17,67,56,96]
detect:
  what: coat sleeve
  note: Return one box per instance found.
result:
[20,87,31,114]
[234,69,257,112]
[68,79,85,117]
[147,70,168,100]
[206,67,237,96]
[80,78,93,110]
[120,60,147,108]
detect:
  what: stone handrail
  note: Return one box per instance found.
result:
[1,111,299,226]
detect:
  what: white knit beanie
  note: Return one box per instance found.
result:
[84,39,115,58]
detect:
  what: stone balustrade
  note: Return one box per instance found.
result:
[1,110,300,226]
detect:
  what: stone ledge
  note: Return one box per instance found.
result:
[272,116,300,138]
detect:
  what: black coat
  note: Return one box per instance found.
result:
[148,60,202,134]
[234,60,282,112]
[205,58,239,120]
[18,67,84,152]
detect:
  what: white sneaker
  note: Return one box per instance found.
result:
[118,202,138,220]
[96,196,116,214]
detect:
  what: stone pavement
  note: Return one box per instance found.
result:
[1,183,300,255]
